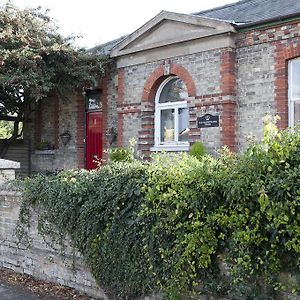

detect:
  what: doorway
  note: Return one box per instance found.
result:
[85,89,103,170]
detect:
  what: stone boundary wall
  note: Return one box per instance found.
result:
[0,161,162,300]
[0,158,108,299]
[0,186,110,299]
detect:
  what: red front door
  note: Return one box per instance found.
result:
[86,111,103,170]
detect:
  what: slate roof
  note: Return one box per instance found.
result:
[194,0,300,27]
[89,36,127,55]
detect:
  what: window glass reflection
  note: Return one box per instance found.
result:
[178,108,189,142]
[291,61,300,100]
[161,109,174,143]
[159,78,188,103]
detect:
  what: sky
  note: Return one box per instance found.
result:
[4,0,237,48]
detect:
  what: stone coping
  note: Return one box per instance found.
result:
[34,150,55,155]
[0,159,20,170]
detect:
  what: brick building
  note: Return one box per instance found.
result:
[28,0,300,172]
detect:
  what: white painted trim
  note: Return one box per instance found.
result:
[288,58,300,127]
[150,144,190,152]
[288,59,293,127]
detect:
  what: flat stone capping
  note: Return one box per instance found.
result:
[0,159,20,183]
[34,150,55,155]
[0,189,21,196]
[0,159,20,170]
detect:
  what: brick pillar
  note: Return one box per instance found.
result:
[139,102,155,159]
[221,101,236,152]
[34,101,42,146]
[220,48,237,151]
[76,93,85,169]
[188,99,201,144]
[117,68,125,147]
[54,97,59,149]
[100,76,109,155]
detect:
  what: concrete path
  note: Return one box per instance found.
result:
[0,282,42,300]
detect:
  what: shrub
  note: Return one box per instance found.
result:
[189,141,206,160]
[141,153,228,298]
[108,147,134,162]
[108,138,138,163]
[213,116,300,296]
[18,116,300,299]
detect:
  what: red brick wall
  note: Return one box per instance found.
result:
[274,41,300,129]
[220,48,237,152]
[76,93,85,169]
[54,97,59,149]
[117,68,125,147]
[99,76,109,158]
[236,20,300,131]
[34,102,42,146]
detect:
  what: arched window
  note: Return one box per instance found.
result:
[289,58,300,126]
[153,76,189,151]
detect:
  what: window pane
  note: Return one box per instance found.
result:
[291,61,300,100]
[294,100,300,125]
[161,109,174,143]
[159,78,188,103]
[178,108,189,142]
[86,90,102,111]
[88,95,102,110]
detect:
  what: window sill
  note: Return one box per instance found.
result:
[150,144,190,152]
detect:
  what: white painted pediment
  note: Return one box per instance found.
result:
[111,11,235,57]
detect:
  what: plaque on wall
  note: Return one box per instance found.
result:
[197,114,219,128]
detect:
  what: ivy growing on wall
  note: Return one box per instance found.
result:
[18,117,300,300]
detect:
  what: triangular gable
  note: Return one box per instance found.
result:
[111,11,235,57]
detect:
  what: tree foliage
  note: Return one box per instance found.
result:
[0,120,14,138]
[0,2,108,156]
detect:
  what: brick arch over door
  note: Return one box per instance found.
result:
[275,43,300,130]
[138,63,196,158]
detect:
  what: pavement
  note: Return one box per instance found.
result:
[0,282,42,300]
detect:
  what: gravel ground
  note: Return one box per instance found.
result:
[0,267,96,299]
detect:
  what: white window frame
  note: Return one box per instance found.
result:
[288,58,300,127]
[151,76,190,152]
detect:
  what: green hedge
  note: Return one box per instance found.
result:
[19,118,300,299]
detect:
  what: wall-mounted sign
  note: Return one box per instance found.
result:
[197,114,219,128]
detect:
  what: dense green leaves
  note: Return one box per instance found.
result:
[0,2,108,155]
[19,118,300,299]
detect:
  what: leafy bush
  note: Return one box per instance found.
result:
[19,116,300,299]
[140,152,229,298]
[108,147,134,162]
[213,116,300,296]
[108,138,138,163]
[189,141,207,160]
